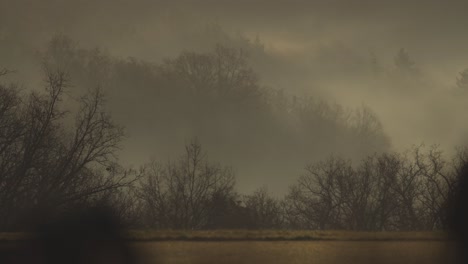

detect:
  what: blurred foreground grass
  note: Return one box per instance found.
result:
[0,230,449,242]
[123,230,448,241]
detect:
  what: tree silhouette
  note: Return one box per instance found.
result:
[243,187,283,229]
[0,66,133,230]
[138,139,236,229]
[285,146,467,231]
[394,48,418,75]
[456,68,468,90]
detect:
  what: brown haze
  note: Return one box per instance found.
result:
[1,0,468,195]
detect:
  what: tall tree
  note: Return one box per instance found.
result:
[0,67,133,230]
[138,139,236,229]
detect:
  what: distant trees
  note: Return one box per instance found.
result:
[1,62,464,231]
[41,35,390,161]
[8,35,462,232]
[0,67,134,230]
[369,52,382,76]
[43,34,112,88]
[350,105,390,151]
[161,45,262,103]
[394,48,418,76]
[284,157,356,230]
[1,35,393,231]
[456,68,468,90]
[290,97,390,154]
[284,146,467,231]
[243,187,283,229]
[137,141,291,230]
[124,143,467,231]
[416,146,467,229]
[137,139,236,229]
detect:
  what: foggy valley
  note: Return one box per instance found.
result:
[2,1,468,263]
[2,0,467,196]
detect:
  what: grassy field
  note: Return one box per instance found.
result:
[0,231,458,263]
[133,240,457,264]
[122,229,449,241]
[0,229,449,242]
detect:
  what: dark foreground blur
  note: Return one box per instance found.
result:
[449,163,468,264]
[0,207,139,264]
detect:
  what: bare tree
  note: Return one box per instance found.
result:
[161,45,262,104]
[394,48,418,76]
[387,152,421,230]
[285,146,465,231]
[284,157,355,230]
[350,106,389,144]
[456,68,468,90]
[243,186,283,229]
[97,183,143,228]
[413,145,465,229]
[0,67,133,230]
[138,139,235,229]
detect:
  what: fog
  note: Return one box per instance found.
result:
[1,0,468,195]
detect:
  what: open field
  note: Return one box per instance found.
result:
[123,230,449,241]
[0,231,458,263]
[134,241,458,264]
[0,230,450,242]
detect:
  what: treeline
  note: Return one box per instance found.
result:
[0,66,465,231]
[0,35,466,231]
[284,146,467,231]
[127,142,466,231]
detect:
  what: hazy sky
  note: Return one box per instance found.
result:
[2,0,468,194]
[4,0,468,86]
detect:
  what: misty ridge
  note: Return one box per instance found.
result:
[1,0,468,232]
[5,32,396,194]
